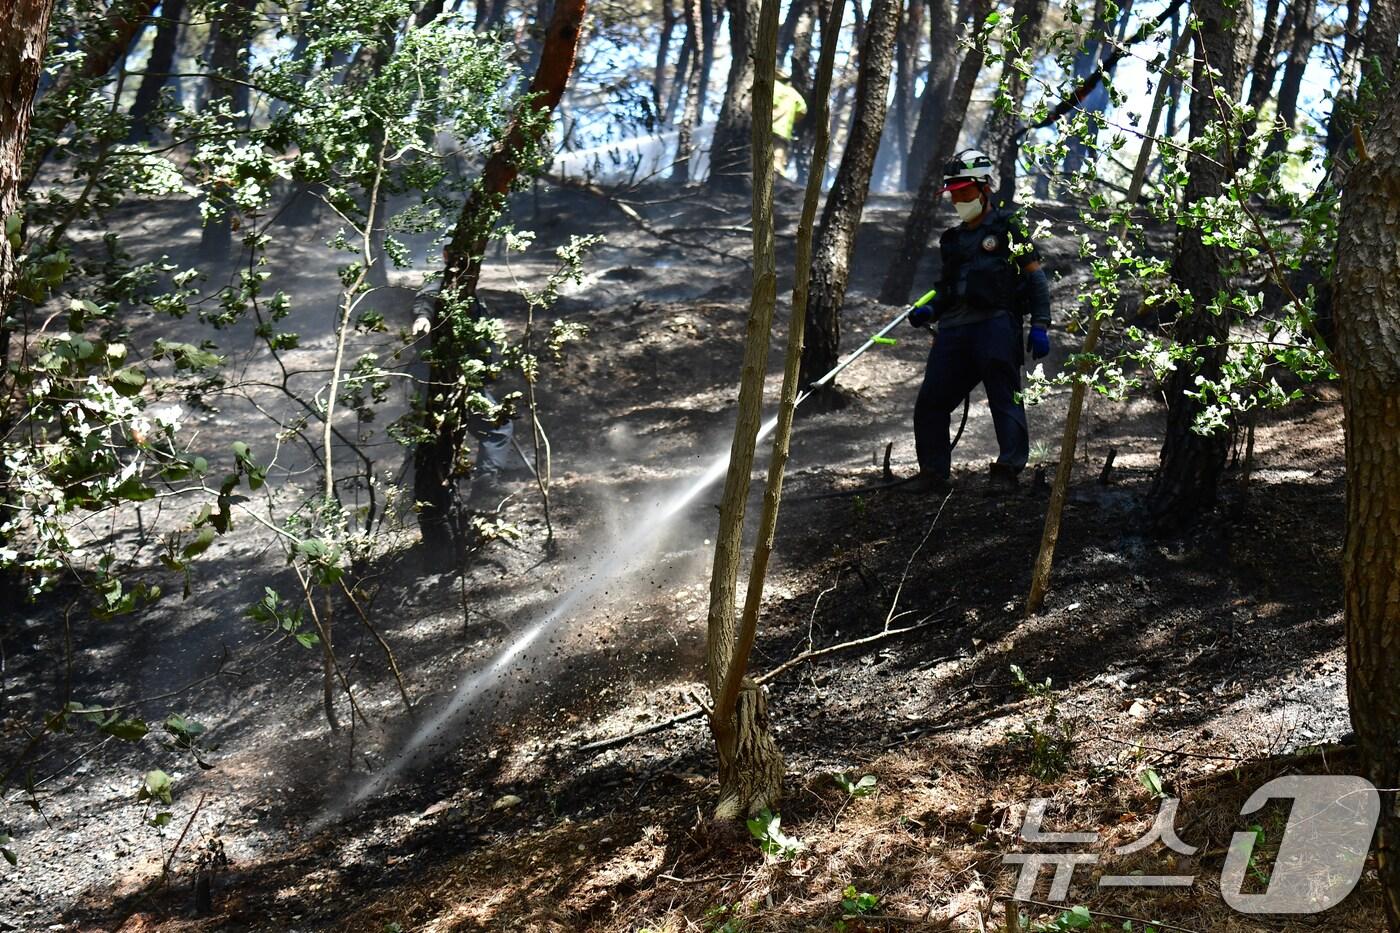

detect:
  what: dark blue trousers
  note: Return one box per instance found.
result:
[913,312,1029,478]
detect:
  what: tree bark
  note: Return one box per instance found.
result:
[707,0,757,192]
[662,19,692,124]
[797,0,900,401]
[414,0,587,560]
[707,0,784,820]
[1145,0,1243,532]
[905,0,957,191]
[2,0,58,320]
[876,0,991,306]
[1335,72,1400,931]
[127,0,186,140]
[980,0,1047,198]
[697,0,720,120]
[788,0,820,180]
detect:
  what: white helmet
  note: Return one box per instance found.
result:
[940,148,995,192]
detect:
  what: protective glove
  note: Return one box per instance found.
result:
[1027,325,1050,359]
[909,304,936,329]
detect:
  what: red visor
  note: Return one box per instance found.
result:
[938,179,978,194]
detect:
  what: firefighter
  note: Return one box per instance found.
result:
[905,148,1053,495]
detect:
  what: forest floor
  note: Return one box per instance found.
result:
[1,179,1376,932]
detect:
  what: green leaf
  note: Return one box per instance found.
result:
[182,526,217,560]
[138,769,173,805]
[985,9,1001,24]
[147,811,173,828]
[1139,766,1164,798]
[110,366,147,397]
[101,716,150,742]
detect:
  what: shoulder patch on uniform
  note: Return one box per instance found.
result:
[981,234,999,252]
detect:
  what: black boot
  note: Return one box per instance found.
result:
[901,472,951,495]
[984,462,1019,497]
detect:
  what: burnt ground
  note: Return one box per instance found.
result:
[0,179,1375,932]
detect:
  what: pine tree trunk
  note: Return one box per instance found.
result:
[876,0,990,306]
[788,0,820,181]
[1145,0,1243,532]
[707,0,785,820]
[698,0,720,119]
[662,22,692,124]
[905,0,956,191]
[1334,76,1400,932]
[796,0,900,402]
[980,0,1046,198]
[707,0,757,192]
[128,0,186,140]
[872,0,921,192]
[414,0,587,561]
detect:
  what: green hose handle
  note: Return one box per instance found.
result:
[912,287,938,309]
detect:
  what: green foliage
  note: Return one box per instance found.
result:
[833,772,878,798]
[839,884,879,916]
[746,808,804,860]
[1008,665,1078,780]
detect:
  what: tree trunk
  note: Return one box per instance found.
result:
[698,0,720,120]
[707,0,784,820]
[1260,0,1315,160]
[674,0,704,179]
[905,0,956,191]
[796,0,900,401]
[414,0,587,561]
[876,0,990,306]
[662,19,692,124]
[707,0,757,192]
[872,0,922,192]
[1145,0,1243,532]
[654,0,678,118]
[788,0,820,181]
[1324,0,1364,159]
[980,0,1047,199]
[127,0,186,140]
[2,0,58,323]
[1233,0,1282,168]
[1335,70,1400,932]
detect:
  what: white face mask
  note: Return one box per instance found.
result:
[954,197,985,223]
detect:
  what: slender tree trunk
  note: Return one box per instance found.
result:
[698,0,720,119]
[655,0,678,118]
[1145,0,1243,532]
[675,0,705,180]
[872,0,921,191]
[796,0,900,401]
[788,0,820,180]
[414,0,587,560]
[1324,0,1365,159]
[708,0,757,192]
[876,0,990,306]
[706,0,783,820]
[1165,7,1183,138]
[905,0,956,191]
[1233,0,1282,168]
[1260,0,1314,160]
[127,0,186,139]
[980,0,1047,198]
[663,21,692,124]
[1335,67,1400,932]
